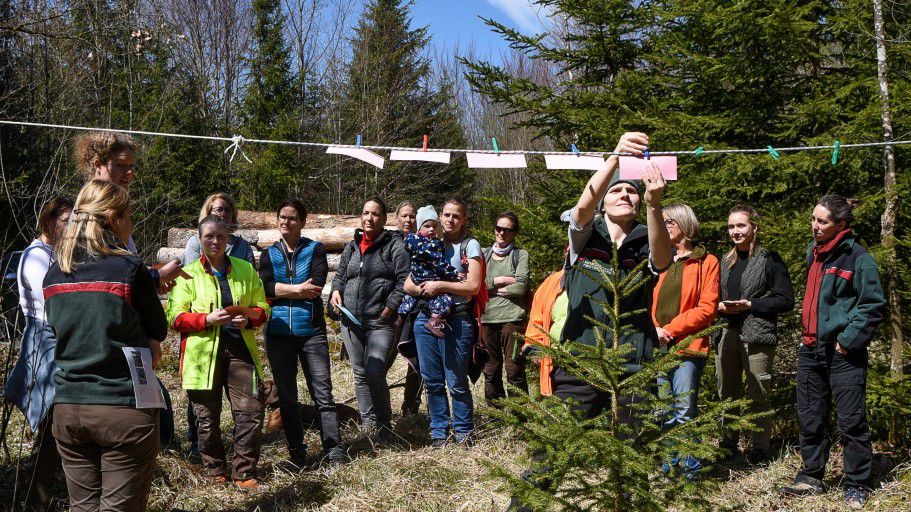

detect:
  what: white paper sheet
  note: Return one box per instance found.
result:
[618,156,678,181]
[544,154,605,171]
[389,150,451,164]
[326,146,385,169]
[122,347,166,409]
[465,152,527,169]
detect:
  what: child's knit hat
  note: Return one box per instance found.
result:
[416,205,439,228]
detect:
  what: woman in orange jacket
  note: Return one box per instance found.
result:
[651,204,720,476]
[521,269,566,396]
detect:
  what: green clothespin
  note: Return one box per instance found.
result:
[693,146,704,157]
[491,137,500,155]
[831,140,840,165]
[767,146,780,160]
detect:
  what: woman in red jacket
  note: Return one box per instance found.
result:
[651,203,720,477]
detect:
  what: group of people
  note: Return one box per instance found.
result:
[2,130,886,511]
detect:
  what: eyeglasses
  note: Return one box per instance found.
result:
[664,219,678,226]
[211,206,232,213]
[495,226,516,234]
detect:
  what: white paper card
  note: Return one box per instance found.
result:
[466,152,527,169]
[326,146,385,169]
[389,150,451,164]
[122,347,166,409]
[544,154,605,171]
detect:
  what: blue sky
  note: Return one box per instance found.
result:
[372,1,549,62]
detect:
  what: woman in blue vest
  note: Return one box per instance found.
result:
[258,199,346,467]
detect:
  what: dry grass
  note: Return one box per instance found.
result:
[2,333,910,511]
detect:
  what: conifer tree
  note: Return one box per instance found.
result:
[240,0,297,209]
[490,251,756,511]
[339,0,472,210]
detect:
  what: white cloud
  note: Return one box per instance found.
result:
[483,0,545,33]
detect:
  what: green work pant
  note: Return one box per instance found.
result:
[715,327,775,451]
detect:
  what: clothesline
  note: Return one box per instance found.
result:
[0,119,906,166]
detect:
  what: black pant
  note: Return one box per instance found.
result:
[390,313,423,415]
[23,410,61,510]
[266,332,341,453]
[796,342,871,488]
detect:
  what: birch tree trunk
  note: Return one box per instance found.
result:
[873,0,904,445]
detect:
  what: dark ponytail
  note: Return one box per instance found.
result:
[817,194,860,226]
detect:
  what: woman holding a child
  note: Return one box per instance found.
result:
[404,199,484,447]
[330,197,410,436]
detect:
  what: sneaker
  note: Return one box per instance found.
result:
[844,487,868,509]
[234,478,266,492]
[425,316,448,338]
[289,446,309,470]
[324,446,348,467]
[779,477,824,497]
[431,437,448,449]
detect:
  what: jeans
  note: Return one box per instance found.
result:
[342,318,395,428]
[658,356,707,475]
[266,332,341,453]
[414,312,474,440]
[715,327,775,451]
[796,341,871,488]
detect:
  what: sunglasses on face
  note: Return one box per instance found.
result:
[495,226,516,234]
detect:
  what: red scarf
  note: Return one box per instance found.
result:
[801,229,851,346]
[359,232,375,254]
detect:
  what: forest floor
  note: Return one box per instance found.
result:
[1,331,909,512]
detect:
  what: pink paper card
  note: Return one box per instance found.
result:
[618,156,678,181]
[389,150,451,164]
[326,146,385,169]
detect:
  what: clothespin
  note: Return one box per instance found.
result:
[492,137,500,155]
[422,134,429,152]
[356,134,362,147]
[831,140,840,165]
[644,148,650,160]
[571,143,579,156]
[693,146,704,157]
[767,146,780,160]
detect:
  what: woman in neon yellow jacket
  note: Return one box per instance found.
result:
[166,215,271,491]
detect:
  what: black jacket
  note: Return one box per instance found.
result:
[331,229,409,320]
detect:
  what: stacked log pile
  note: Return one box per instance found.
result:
[157,211,396,296]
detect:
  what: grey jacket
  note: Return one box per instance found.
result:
[331,229,409,321]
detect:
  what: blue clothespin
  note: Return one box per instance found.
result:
[831,140,840,165]
[571,144,579,156]
[492,137,500,155]
[356,134,362,147]
[767,146,780,160]
[643,148,650,160]
[693,146,704,157]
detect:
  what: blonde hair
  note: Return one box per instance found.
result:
[56,180,132,273]
[663,203,700,241]
[73,131,140,179]
[199,192,238,227]
[725,204,759,268]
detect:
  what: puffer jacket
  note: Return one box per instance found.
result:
[331,229,409,321]
[259,238,326,336]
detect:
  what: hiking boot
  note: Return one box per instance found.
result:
[324,446,348,467]
[289,445,309,470]
[844,487,868,509]
[234,478,266,492]
[425,315,448,338]
[779,476,824,497]
[186,442,201,463]
[431,437,448,449]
